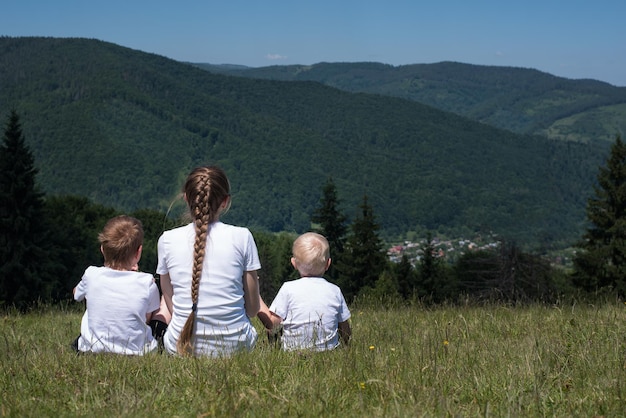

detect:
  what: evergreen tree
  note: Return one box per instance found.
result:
[416,233,453,303]
[311,177,347,278]
[0,110,56,307]
[455,249,499,300]
[336,195,388,302]
[573,136,626,294]
[394,253,417,299]
[311,177,347,280]
[455,241,555,302]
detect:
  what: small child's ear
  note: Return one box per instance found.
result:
[290,257,297,269]
[134,245,143,264]
[100,245,104,257]
[325,258,332,271]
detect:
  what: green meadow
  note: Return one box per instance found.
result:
[2,300,625,417]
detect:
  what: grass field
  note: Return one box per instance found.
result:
[1,299,625,417]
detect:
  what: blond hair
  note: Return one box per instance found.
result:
[292,232,330,277]
[177,166,231,355]
[98,215,143,270]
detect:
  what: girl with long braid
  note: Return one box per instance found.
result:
[157,166,261,356]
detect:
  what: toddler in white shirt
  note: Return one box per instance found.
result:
[72,215,167,355]
[259,232,351,351]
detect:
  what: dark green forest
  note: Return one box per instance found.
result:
[4,121,625,307]
[2,37,626,307]
[0,37,615,250]
[200,61,626,142]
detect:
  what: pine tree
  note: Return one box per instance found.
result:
[336,195,388,302]
[416,233,449,302]
[311,177,347,255]
[394,253,417,299]
[417,233,440,299]
[311,177,347,279]
[573,136,626,295]
[0,110,54,307]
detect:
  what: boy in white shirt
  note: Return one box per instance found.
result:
[72,215,165,355]
[259,232,351,351]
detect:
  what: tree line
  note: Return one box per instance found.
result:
[2,110,626,309]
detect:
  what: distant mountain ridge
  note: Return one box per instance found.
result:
[0,37,612,249]
[196,61,626,143]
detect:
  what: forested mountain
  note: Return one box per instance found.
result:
[0,37,612,249]
[198,61,626,143]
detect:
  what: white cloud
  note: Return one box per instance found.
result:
[266,53,287,60]
[495,51,504,57]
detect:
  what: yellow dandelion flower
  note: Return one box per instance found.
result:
[369,345,375,351]
[359,382,366,390]
[443,340,449,346]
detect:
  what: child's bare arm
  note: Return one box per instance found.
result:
[257,297,282,331]
[145,291,164,325]
[159,274,174,316]
[151,296,171,324]
[338,320,351,345]
[243,271,261,318]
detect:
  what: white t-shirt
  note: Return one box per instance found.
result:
[74,266,160,355]
[157,222,261,357]
[269,277,351,351]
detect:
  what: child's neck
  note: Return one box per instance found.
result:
[104,262,134,271]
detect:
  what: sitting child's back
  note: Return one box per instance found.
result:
[266,232,351,351]
[73,215,161,355]
[270,275,350,351]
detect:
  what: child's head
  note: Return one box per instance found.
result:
[183,166,231,225]
[98,215,144,270]
[291,232,331,277]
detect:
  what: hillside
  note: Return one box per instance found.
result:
[198,61,626,143]
[0,37,612,248]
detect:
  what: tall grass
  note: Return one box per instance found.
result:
[1,299,625,417]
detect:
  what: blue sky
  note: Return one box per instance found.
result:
[3,0,625,86]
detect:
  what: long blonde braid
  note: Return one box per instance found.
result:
[177,166,230,355]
